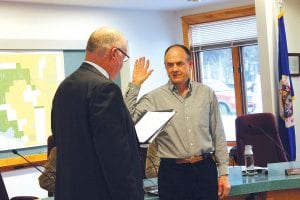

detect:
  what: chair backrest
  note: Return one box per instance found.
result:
[47,135,55,158]
[235,113,288,167]
[47,135,55,197]
[0,172,9,200]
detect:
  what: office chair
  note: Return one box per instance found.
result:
[138,146,148,179]
[235,113,288,167]
[0,172,38,200]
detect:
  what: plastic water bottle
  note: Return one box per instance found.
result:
[244,145,255,176]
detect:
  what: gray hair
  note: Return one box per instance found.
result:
[86,27,126,53]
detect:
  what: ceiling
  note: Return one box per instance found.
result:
[1,0,238,11]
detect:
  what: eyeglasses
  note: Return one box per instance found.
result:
[116,48,130,62]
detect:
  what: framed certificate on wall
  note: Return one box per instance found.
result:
[288,53,300,76]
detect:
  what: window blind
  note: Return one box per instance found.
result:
[189,15,257,48]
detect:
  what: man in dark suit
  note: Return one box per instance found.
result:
[51,27,144,200]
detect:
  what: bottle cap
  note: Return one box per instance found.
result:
[244,145,253,154]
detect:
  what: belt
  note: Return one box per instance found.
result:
[175,153,212,164]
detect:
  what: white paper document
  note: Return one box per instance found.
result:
[135,110,175,143]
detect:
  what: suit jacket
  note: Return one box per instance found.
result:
[51,62,143,200]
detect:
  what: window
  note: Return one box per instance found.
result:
[182,5,262,141]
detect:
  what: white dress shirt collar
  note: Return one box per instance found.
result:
[84,61,109,79]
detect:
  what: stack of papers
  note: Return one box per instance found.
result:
[135,110,175,144]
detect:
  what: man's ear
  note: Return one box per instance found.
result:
[188,60,193,69]
[189,59,194,67]
[110,47,118,61]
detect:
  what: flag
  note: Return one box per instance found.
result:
[278,12,296,161]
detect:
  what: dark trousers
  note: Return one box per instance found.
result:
[158,157,218,200]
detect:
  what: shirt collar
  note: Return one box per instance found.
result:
[84,61,109,79]
[167,79,192,95]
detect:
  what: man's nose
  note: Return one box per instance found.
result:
[171,64,179,70]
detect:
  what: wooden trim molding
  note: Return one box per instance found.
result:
[182,21,190,48]
[232,47,244,117]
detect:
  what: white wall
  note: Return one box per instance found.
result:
[284,0,300,160]
[255,0,278,114]
[0,1,180,95]
[176,0,254,16]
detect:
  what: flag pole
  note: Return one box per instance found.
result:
[278,0,283,18]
